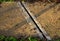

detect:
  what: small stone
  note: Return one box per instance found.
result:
[58,18,60,20]
[33,28,37,30]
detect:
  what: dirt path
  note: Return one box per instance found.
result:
[25,1,60,39]
[0,2,41,38]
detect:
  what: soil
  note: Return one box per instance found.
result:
[0,2,40,38]
[0,1,60,40]
[26,1,60,39]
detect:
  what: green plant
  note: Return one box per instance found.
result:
[0,35,5,41]
[0,35,44,41]
[28,37,38,41]
[20,38,25,41]
[5,36,17,41]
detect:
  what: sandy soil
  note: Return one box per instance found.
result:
[0,2,39,38]
[26,1,53,15]
[0,1,60,39]
[37,4,60,38]
[26,1,60,39]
